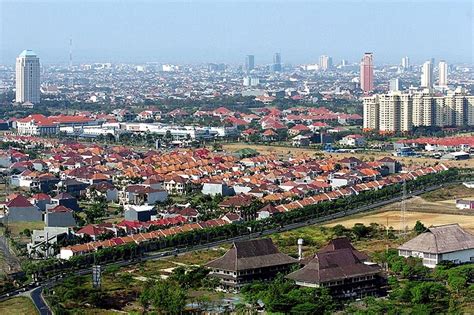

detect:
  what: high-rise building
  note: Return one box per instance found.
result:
[15,50,41,104]
[363,95,379,131]
[245,55,255,72]
[319,55,333,70]
[421,60,433,88]
[360,53,374,94]
[438,60,448,87]
[272,53,282,72]
[363,88,474,132]
[401,56,410,70]
[390,78,401,92]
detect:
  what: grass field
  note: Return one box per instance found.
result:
[0,297,38,315]
[421,184,474,202]
[221,143,474,168]
[5,221,44,237]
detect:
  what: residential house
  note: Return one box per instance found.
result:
[202,182,235,197]
[292,135,310,147]
[50,192,81,212]
[256,204,281,220]
[378,157,402,174]
[163,176,189,195]
[30,193,51,211]
[27,226,70,258]
[60,178,89,197]
[120,185,168,205]
[124,205,156,222]
[5,195,42,222]
[86,181,119,203]
[339,134,366,147]
[45,205,76,227]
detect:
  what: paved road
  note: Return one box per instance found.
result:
[0,183,442,314]
[30,286,52,315]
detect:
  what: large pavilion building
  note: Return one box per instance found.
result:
[286,237,386,299]
[205,238,297,292]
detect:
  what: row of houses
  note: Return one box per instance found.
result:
[59,218,228,260]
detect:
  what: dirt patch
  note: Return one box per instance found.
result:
[325,210,474,232]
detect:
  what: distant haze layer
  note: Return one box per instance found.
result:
[0,0,472,64]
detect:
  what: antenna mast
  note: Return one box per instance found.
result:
[69,37,73,69]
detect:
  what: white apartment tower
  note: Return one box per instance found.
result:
[420,60,433,89]
[401,56,410,70]
[363,88,474,133]
[363,95,379,131]
[16,50,41,104]
[438,61,448,87]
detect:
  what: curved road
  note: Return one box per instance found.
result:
[2,184,443,314]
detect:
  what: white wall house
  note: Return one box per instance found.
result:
[398,224,474,268]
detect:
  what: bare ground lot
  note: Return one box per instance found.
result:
[325,210,474,233]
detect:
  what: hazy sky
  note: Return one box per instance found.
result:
[0,0,472,65]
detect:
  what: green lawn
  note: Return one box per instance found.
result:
[0,297,38,315]
[6,221,44,237]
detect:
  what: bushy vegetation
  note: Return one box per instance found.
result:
[241,275,336,314]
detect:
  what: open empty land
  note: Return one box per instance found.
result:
[325,210,474,232]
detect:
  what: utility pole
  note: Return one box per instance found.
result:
[399,181,407,236]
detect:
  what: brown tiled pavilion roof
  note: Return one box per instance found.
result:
[205,238,297,271]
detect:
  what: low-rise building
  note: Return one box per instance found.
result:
[205,238,297,292]
[456,199,474,210]
[287,238,386,299]
[45,205,76,227]
[5,195,42,222]
[398,224,474,267]
[124,205,156,222]
[202,182,234,197]
[339,134,366,147]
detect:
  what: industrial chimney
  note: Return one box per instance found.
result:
[297,238,304,260]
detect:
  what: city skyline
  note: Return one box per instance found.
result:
[1,1,472,65]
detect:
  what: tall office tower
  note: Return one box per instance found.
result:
[401,56,410,70]
[272,52,282,72]
[16,50,41,104]
[420,60,433,88]
[390,78,401,92]
[245,55,255,72]
[319,55,333,70]
[360,53,374,94]
[438,60,448,87]
[341,59,348,67]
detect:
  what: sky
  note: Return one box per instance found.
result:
[0,0,472,65]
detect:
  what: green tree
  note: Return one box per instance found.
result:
[414,221,426,234]
[149,279,187,314]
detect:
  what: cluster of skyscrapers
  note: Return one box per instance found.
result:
[364,88,474,133]
[244,53,282,72]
